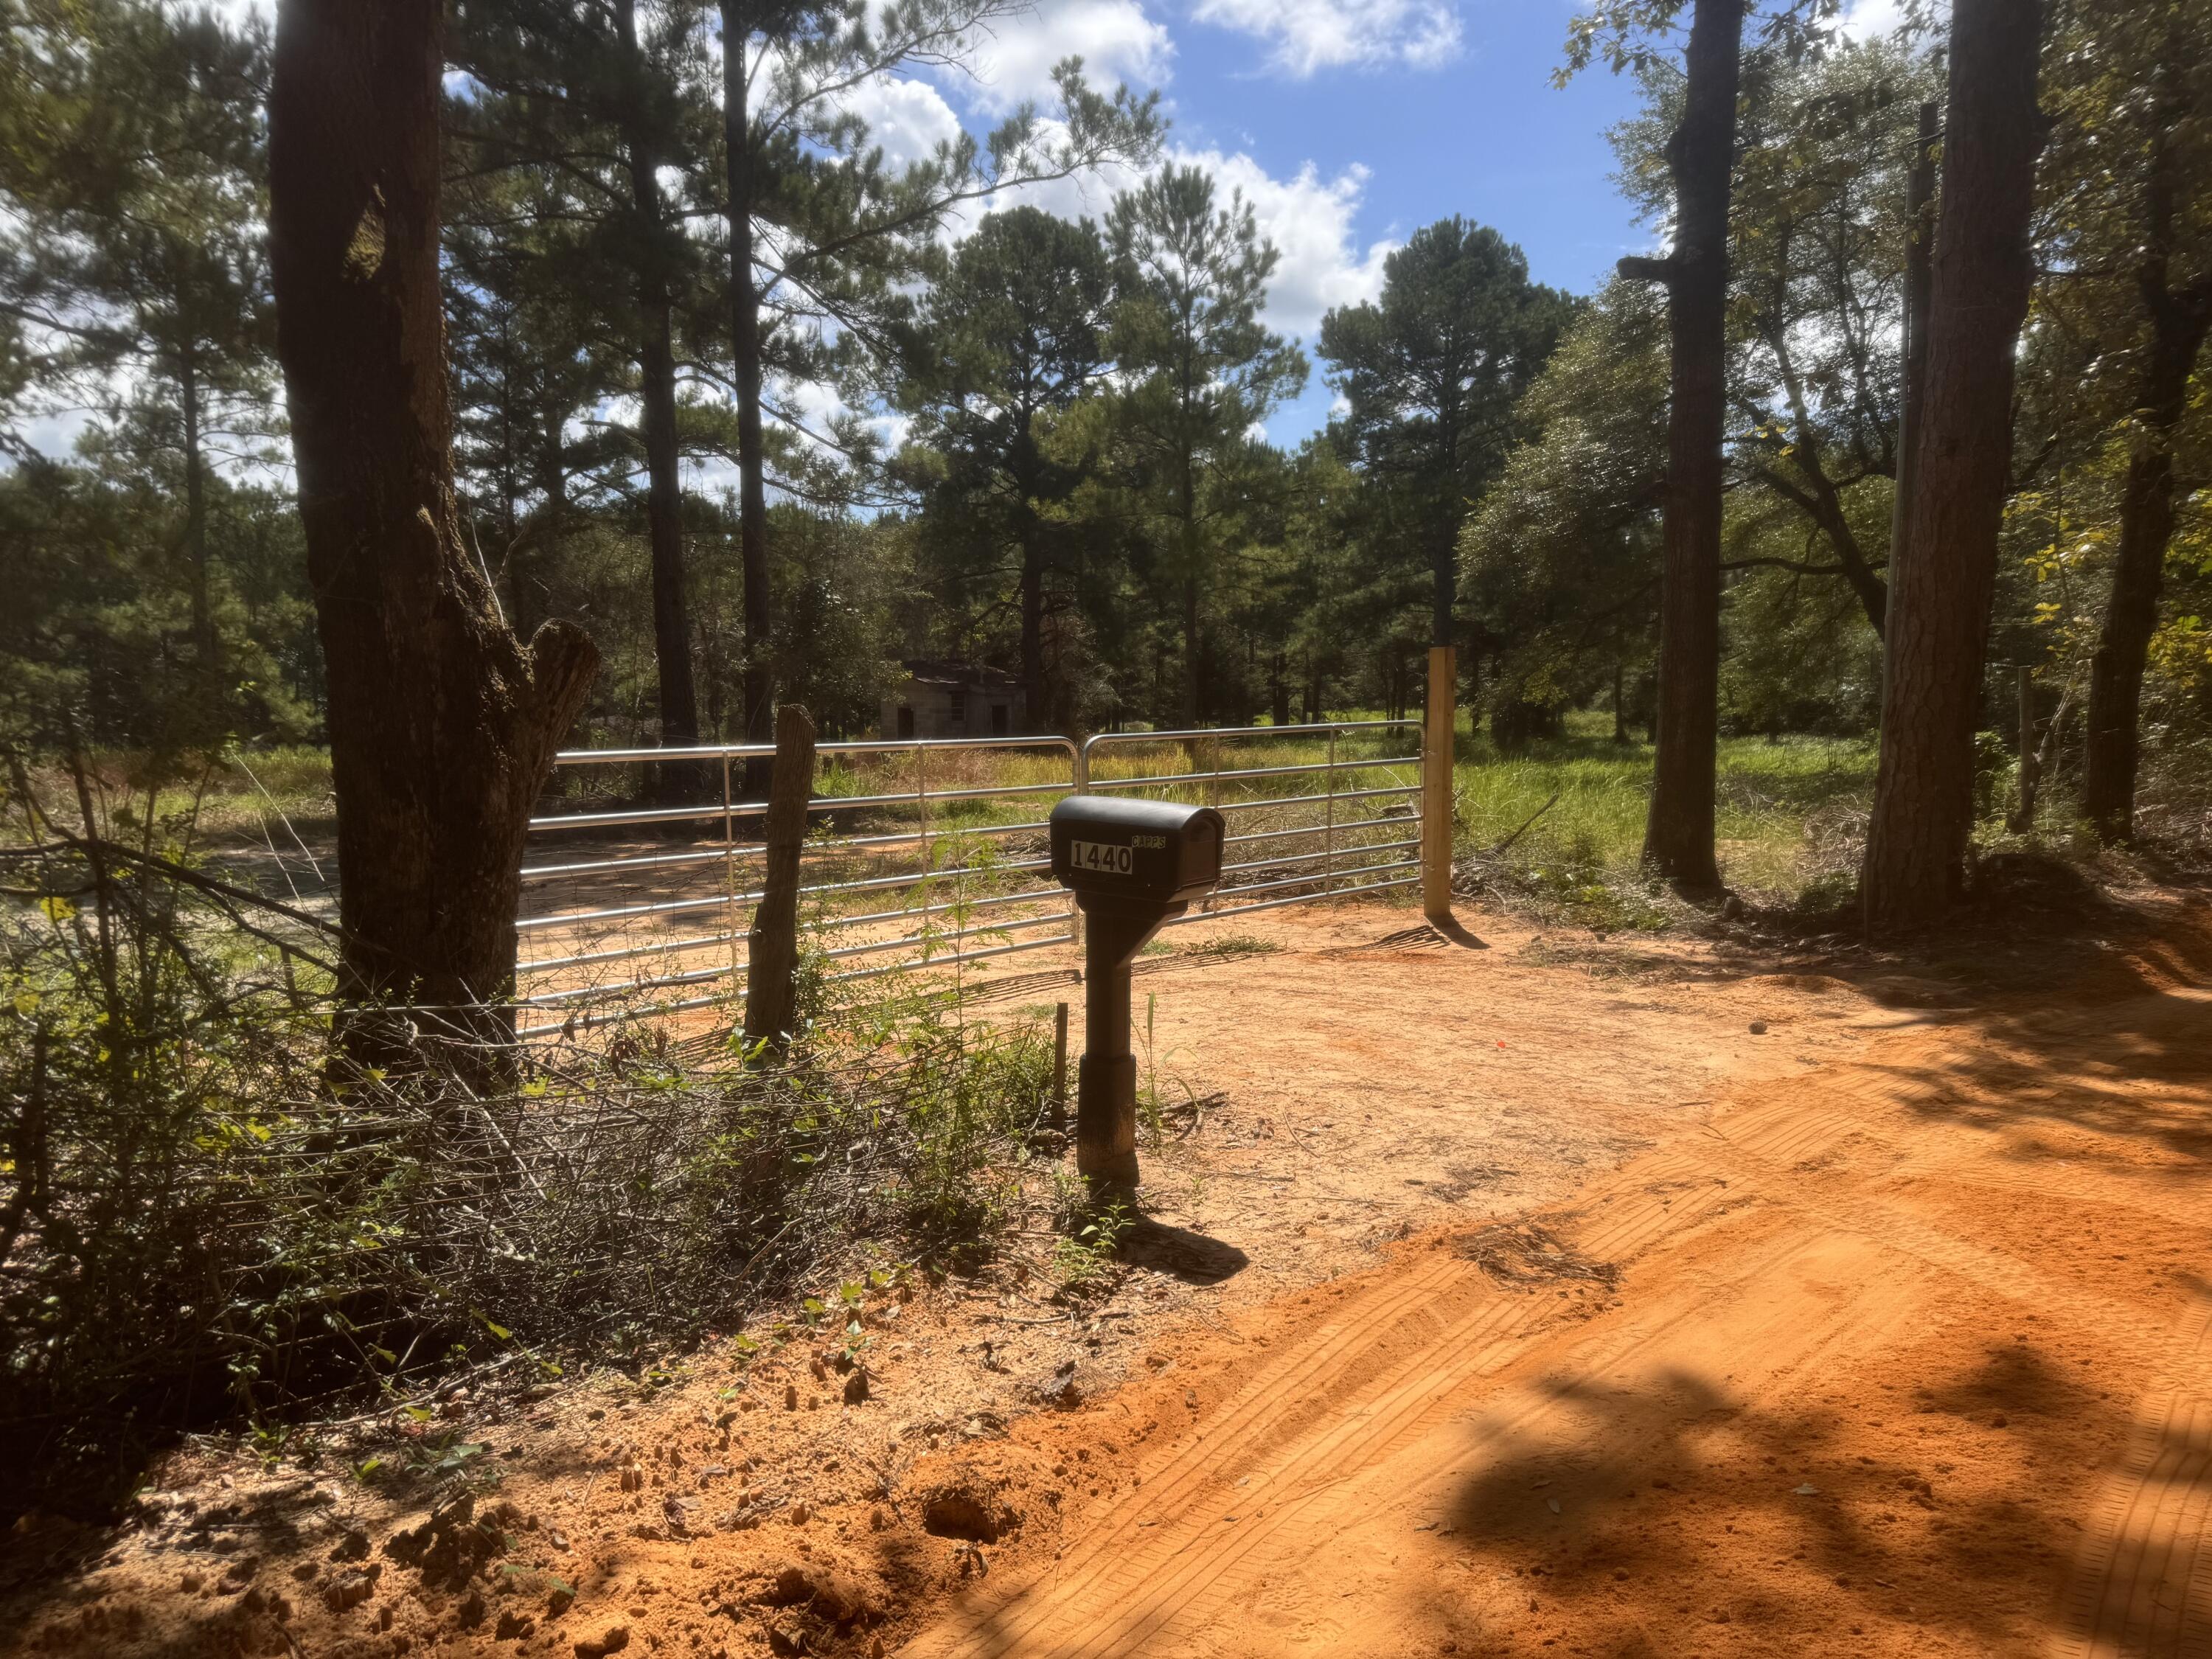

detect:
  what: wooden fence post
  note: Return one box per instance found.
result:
[745,704,816,1051]
[1424,645,1456,925]
[1052,1001,1069,1130]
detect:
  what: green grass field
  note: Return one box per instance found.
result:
[1451,710,1878,923]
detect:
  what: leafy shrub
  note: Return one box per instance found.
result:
[0,787,1059,1519]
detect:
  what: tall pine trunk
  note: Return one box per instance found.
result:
[616,0,700,765]
[722,1,776,792]
[1012,426,1046,731]
[1883,100,1939,641]
[268,0,597,1075]
[1863,0,2043,933]
[1624,0,1743,891]
[2081,103,2212,842]
[1430,524,1455,650]
[178,346,216,689]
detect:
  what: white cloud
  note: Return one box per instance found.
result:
[1190,0,1458,77]
[953,0,1174,116]
[1835,0,1905,39]
[973,139,1391,354]
[838,74,967,168]
[1172,148,1393,338]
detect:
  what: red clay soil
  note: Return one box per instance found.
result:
[7,894,2211,1659]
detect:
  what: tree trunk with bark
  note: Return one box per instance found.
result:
[1014,437,1046,731]
[178,346,216,686]
[1862,0,2043,933]
[615,0,700,770]
[1883,100,1939,641]
[1180,449,1201,728]
[268,0,598,1077]
[1431,522,1455,652]
[722,1,776,793]
[2080,104,2212,842]
[1620,0,1745,890]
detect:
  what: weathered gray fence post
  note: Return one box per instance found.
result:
[745,704,816,1051]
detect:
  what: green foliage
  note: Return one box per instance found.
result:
[896,207,1119,727]
[1319,216,1575,641]
[0,771,1068,1516]
[1105,165,1308,722]
[1,0,300,751]
[1453,712,1878,909]
[1459,279,1669,724]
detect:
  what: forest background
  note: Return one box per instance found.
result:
[4,0,2209,879]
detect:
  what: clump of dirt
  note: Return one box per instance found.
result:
[915,1445,1054,1543]
[746,1554,880,1619]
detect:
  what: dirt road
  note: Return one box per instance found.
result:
[12,897,2209,1659]
[900,921,2212,1657]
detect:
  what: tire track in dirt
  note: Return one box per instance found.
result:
[1700,1082,2212,1381]
[899,1023,2212,1658]
[2053,1298,2212,1659]
[897,1147,1776,1656]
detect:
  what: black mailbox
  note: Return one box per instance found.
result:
[1048,796,1225,1189]
[1049,795,1223,906]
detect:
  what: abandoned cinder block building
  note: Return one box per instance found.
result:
[879,660,1023,739]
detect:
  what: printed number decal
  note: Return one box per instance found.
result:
[1068,840,1133,875]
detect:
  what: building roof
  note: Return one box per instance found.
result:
[899,658,1022,692]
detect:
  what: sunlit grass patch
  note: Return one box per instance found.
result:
[1453,715,1877,920]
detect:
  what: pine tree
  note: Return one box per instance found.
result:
[2043,0,2212,842]
[450,0,718,765]
[1,0,276,734]
[268,0,599,1074]
[900,206,1116,728]
[1107,165,1304,726]
[1862,0,2045,930]
[1606,0,1747,891]
[716,0,1161,767]
[1319,217,1573,652]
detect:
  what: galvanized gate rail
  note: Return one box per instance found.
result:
[514,735,1080,1037]
[514,718,1430,1037]
[1078,720,1423,925]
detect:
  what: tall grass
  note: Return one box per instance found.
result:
[1453,712,1879,920]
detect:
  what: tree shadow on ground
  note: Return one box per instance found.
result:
[1415,1340,2124,1653]
[1895,962,2212,1175]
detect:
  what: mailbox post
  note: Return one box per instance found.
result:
[1048,796,1225,1189]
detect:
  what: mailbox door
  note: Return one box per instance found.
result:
[1050,797,1225,904]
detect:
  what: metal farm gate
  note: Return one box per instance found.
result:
[513,717,1435,1038]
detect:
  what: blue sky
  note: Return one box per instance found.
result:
[1161,0,1654,438]
[888,0,1902,445]
[1168,0,1655,438]
[885,0,1662,444]
[1165,4,1651,292]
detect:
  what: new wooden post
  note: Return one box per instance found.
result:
[1424,645,1455,924]
[745,703,816,1051]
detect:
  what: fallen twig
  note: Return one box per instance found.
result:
[1489,791,1563,858]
